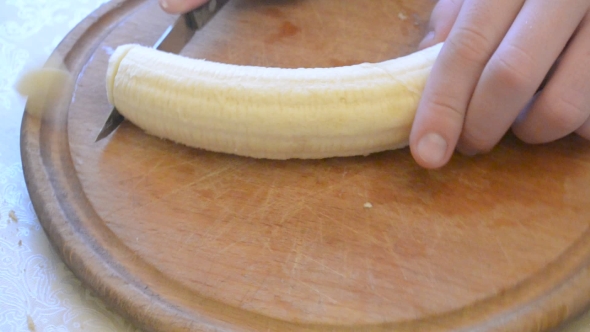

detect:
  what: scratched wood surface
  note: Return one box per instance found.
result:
[20,0,590,331]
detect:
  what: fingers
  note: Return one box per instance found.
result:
[159,0,209,14]
[409,0,524,168]
[512,13,590,143]
[457,0,590,154]
[419,0,465,50]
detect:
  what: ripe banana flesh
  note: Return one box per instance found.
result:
[106,42,443,159]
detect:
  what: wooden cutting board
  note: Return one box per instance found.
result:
[20,0,590,331]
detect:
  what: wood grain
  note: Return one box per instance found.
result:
[20,0,590,331]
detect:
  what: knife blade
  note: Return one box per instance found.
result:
[95,0,230,142]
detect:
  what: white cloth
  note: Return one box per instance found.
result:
[1,0,138,331]
[0,0,589,331]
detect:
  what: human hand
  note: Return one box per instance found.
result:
[158,0,209,14]
[409,0,590,169]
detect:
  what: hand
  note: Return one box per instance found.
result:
[410,0,590,169]
[159,0,209,14]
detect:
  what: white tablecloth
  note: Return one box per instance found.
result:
[1,1,590,331]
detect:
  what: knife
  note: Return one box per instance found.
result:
[95,0,230,142]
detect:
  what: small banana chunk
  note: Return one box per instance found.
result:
[16,56,71,118]
[106,42,443,159]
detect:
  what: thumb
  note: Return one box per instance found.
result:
[159,0,210,14]
[418,0,465,49]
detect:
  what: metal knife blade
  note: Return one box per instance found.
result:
[95,0,230,142]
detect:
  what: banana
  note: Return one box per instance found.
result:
[105,42,443,159]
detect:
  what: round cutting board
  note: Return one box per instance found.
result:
[20,0,590,331]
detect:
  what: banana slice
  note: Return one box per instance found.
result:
[106,42,443,159]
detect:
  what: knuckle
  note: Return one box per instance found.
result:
[426,93,465,121]
[488,44,536,92]
[460,126,495,153]
[446,25,491,63]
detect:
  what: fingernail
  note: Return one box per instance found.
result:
[456,140,484,157]
[458,147,478,157]
[419,31,435,49]
[159,0,186,13]
[417,133,447,166]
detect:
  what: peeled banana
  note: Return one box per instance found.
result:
[105,42,443,159]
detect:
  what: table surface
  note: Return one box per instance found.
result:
[1,1,590,331]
